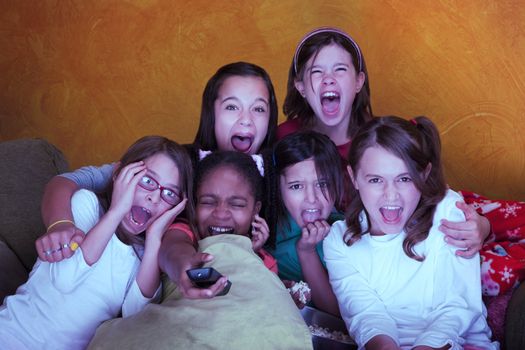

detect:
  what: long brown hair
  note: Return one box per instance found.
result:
[102,136,195,247]
[283,27,373,139]
[269,131,344,237]
[344,116,446,261]
[193,62,278,153]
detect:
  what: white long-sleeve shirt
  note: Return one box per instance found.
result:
[323,189,498,350]
[0,190,153,350]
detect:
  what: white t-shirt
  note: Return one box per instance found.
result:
[0,190,153,350]
[323,189,498,350]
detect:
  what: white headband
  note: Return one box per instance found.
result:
[198,149,265,177]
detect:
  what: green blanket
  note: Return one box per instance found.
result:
[88,235,313,350]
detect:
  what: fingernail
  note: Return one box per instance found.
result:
[70,242,79,251]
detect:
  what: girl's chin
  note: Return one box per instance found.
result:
[121,217,147,236]
[371,218,407,235]
[378,222,406,235]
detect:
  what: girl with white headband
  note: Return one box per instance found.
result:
[274,28,492,316]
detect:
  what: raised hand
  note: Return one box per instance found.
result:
[251,214,269,252]
[109,161,147,218]
[296,220,331,253]
[146,198,187,242]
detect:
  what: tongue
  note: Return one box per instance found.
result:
[301,210,321,224]
[231,136,252,153]
[380,207,402,223]
[321,96,340,114]
[131,206,151,225]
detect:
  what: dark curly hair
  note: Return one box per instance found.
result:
[195,151,264,241]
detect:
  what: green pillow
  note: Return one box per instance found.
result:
[88,235,313,350]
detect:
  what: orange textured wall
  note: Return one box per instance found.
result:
[1,1,524,200]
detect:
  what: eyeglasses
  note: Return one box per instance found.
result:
[138,175,182,206]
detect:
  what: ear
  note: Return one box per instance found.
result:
[347,165,358,190]
[355,71,366,93]
[254,201,262,216]
[294,80,306,97]
[423,163,432,180]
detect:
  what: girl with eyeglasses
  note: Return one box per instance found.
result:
[0,135,194,350]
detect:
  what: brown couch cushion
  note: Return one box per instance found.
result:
[0,138,68,271]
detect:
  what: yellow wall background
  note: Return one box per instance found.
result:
[1,1,524,200]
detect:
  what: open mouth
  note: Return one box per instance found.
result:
[130,206,152,226]
[301,208,323,224]
[320,91,340,115]
[208,226,235,235]
[379,206,402,224]
[231,135,254,153]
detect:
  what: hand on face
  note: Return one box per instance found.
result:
[280,159,334,229]
[119,153,182,236]
[196,166,260,239]
[110,161,147,218]
[296,220,331,253]
[251,214,269,252]
[146,198,187,243]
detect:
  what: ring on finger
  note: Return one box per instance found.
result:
[44,249,53,256]
[61,243,69,249]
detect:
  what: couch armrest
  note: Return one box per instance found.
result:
[505,282,525,350]
[0,138,69,270]
[0,239,28,302]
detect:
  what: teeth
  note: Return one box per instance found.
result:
[305,209,319,213]
[130,207,150,226]
[209,226,234,234]
[322,91,339,98]
[382,206,400,210]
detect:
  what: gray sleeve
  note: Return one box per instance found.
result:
[59,163,115,192]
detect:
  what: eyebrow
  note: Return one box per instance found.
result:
[364,172,411,178]
[198,194,249,203]
[220,96,269,106]
[308,62,350,70]
[198,194,215,200]
[285,179,303,185]
[146,168,180,190]
[229,196,248,202]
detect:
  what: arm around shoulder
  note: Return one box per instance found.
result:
[41,175,78,227]
[36,176,85,262]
